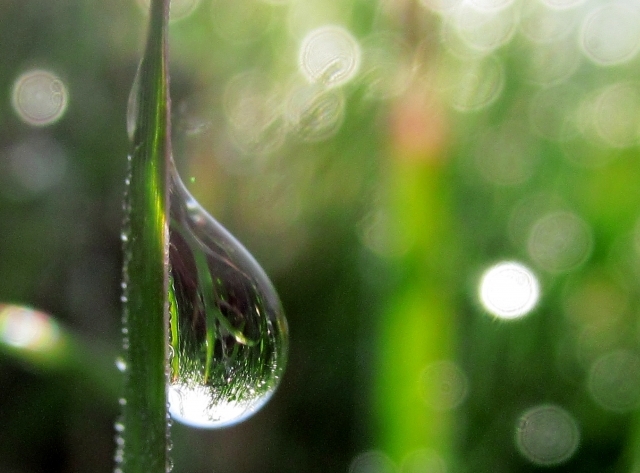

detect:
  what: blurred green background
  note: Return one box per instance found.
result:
[3,0,640,471]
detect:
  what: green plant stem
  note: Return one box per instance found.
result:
[120,0,170,471]
[375,156,459,466]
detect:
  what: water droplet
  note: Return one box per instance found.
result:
[167,166,288,428]
[11,69,68,127]
[127,65,141,141]
[515,404,580,466]
[115,357,127,372]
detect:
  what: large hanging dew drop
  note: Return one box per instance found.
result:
[167,166,288,428]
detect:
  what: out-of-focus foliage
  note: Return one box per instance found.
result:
[3,0,640,472]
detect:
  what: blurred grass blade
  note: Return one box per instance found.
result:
[120,0,171,472]
[0,304,121,402]
[374,124,459,467]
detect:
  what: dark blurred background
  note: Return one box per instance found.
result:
[3,0,640,472]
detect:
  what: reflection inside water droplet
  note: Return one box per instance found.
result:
[167,166,289,428]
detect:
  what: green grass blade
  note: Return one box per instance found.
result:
[0,304,121,402]
[119,0,171,472]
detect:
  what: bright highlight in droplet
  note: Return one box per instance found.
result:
[168,383,274,428]
[11,69,68,126]
[299,25,361,88]
[478,262,540,319]
[516,404,580,466]
[0,304,60,353]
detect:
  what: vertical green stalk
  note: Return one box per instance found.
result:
[119,0,171,472]
[374,155,458,466]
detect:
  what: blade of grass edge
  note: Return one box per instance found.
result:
[119,0,171,472]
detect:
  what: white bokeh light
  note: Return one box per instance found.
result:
[580,3,640,66]
[222,71,286,160]
[5,136,68,198]
[284,82,345,142]
[0,305,61,353]
[516,404,580,466]
[360,33,413,100]
[540,0,585,9]
[468,0,514,11]
[419,0,462,15]
[474,120,538,186]
[526,39,581,86]
[448,55,505,112]
[400,449,446,473]
[479,261,540,319]
[527,211,592,273]
[11,69,68,126]
[519,1,578,44]
[420,360,469,411]
[591,82,640,148]
[588,350,640,412]
[349,451,396,473]
[453,1,517,53]
[299,25,361,88]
